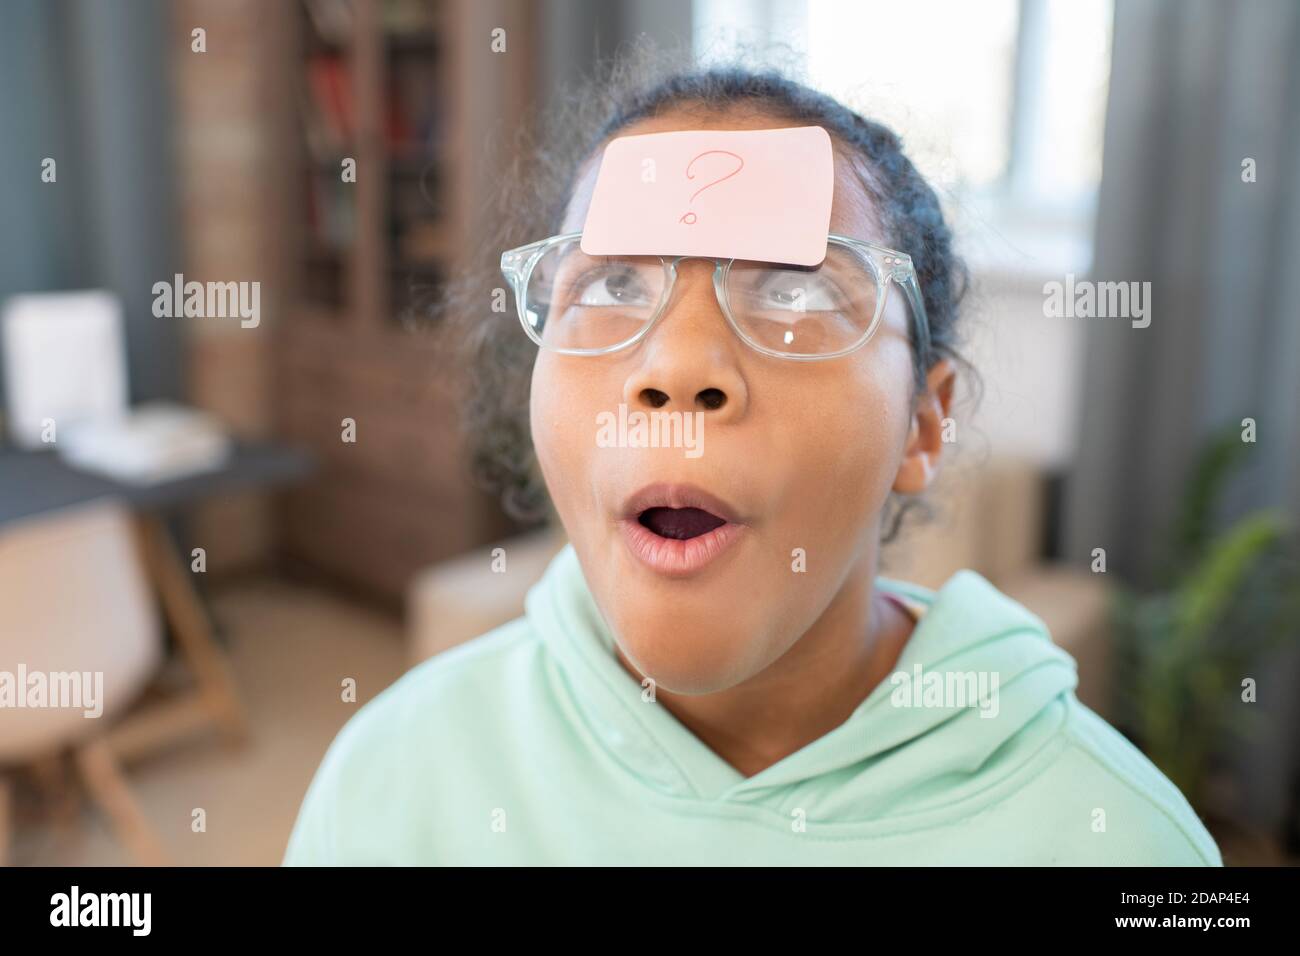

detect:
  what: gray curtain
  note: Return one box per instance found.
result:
[1064,0,1300,838]
[0,0,180,411]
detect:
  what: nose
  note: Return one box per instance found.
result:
[621,261,749,421]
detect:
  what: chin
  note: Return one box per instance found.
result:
[607,603,778,695]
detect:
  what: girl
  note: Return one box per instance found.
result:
[284,65,1221,866]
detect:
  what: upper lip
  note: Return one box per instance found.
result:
[620,482,745,525]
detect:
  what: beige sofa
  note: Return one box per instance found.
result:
[407,459,1111,716]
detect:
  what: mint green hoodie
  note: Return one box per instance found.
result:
[283,544,1221,865]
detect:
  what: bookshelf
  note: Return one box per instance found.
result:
[274,0,534,603]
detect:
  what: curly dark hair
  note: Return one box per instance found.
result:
[432,49,973,538]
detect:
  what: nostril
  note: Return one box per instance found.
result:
[697,388,726,411]
[640,388,670,409]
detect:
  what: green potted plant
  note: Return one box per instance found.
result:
[1111,425,1300,861]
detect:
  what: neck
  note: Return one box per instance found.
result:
[615,546,915,778]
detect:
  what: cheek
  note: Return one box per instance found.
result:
[530,354,601,516]
[767,350,912,555]
[829,374,908,489]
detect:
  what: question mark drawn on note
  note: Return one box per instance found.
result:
[679,150,745,225]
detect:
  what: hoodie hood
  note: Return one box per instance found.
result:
[526,543,1079,822]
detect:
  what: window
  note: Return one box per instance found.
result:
[693,0,1115,274]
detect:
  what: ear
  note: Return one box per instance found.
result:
[892,359,956,495]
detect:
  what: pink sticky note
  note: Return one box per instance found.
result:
[580,126,834,266]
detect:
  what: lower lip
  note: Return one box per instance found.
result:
[619,517,746,577]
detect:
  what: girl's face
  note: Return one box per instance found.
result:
[531,109,948,694]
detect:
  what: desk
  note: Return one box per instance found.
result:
[0,442,313,863]
[0,442,313,527]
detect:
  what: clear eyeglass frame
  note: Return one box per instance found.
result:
[499,231,931,362]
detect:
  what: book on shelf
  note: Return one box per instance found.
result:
[381,0,438,36]
[305,172,356,251]
[395,221,447,263]
[304,54,354,155]
[302,0,355,46]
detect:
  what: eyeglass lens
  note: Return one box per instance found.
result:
[521,237,882,356]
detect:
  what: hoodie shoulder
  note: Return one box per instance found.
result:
[338,613,541,747]
[337,614,541,738]
[891,570,1221,865]
[1053,697,1222,866]
[282,616,539,865]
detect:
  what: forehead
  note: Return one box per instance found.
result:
[559,111,886,243]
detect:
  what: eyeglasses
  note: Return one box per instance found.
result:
[499,232,930,361]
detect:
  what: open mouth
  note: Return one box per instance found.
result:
[619,483,746,576]
[637,506,728,540]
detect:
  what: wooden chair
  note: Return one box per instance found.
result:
[0,500,247,864]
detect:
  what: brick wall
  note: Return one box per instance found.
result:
[171,0,292,573]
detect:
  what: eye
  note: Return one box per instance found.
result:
[754,273,848,313]
[572,265,656,307]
